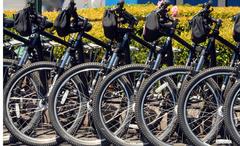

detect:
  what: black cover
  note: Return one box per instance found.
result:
[233,13,240,42]
[143,11,161,42]
[14,8,32,36]
[190,15,210,44]
[54,10,71,37]
[102,9,118,39]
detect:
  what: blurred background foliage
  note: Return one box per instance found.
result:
[4,4,240,65]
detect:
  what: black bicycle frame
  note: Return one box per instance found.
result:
[130,32,195,91]
[4,28,45,67]
[42,30,112,95]
[215,35,240,92]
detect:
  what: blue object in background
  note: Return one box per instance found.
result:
[227,0,240,6]
[106,0,137,6]
[183,0,217,6]
[138,0,176,4]
[105,0,176,6]
[105,0,239,6]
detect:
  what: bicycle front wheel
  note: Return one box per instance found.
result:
[4,61,63,146]
[178,67,236,146]
[49,62,108,146]
[3,58,19,144]
[92,64,153,146]
[224,81,240,145]
[136,66,192,146]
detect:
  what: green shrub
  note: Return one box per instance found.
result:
[4,4,240,65]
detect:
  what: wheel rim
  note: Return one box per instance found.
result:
[97,68,149,145]
[229,87,240,140]
[181,72,234,145]
[53,68,104,145]
[6,67,58,143]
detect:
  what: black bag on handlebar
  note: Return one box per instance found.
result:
[54,10,71,37]
[190,15,210,44]
[102,10,118,39]
[233,13,240,42]
[143,12,161,42]
[14,8,32,36]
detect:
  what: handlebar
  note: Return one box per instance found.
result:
[213,19,222,31]
[110,1,125,12]
[65,0,91,31]
[195,0,213,17]
[203,0,212,9]
[110,1,138,27]
[160,19,179,29]
[189,0,220,29]
[30,14,53,30]
[23,2,54,30]
[155,0,175,24]
[156,0,171,14]
[121,10,138,26]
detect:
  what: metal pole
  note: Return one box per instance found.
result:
[35,0,42,14]
[176,0,184,5]
[218,0,226,6]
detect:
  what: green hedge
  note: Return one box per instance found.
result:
[4,4,240,65]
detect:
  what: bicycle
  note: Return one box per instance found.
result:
[177,13,240,146]
[135,1,240,145]
[90,1,197,145]
[45,1,174,146]
[3,9,57,145]
[3,1,108,145]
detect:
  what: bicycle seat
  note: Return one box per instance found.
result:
[4,18,14,28]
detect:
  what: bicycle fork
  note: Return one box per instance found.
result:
[47,48,72,97]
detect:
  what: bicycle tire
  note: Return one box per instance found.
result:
[224,81,240,145]
[3,59,19,145]
[49,62,108,146]
[3,58,19,86]
[178,66,236,146]
[136,66,192,146]
[4,61,63,146]
[92,64,179,146]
